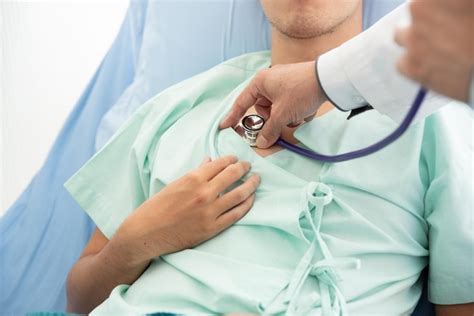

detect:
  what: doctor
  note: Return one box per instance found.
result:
[220,0,473,149]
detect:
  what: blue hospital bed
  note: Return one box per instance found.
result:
[0,1,434,315]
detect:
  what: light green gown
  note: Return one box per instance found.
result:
[65,52,474,315]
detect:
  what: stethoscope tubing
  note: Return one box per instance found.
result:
[275,88,428,163]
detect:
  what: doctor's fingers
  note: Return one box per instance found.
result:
[410,2,473,62]
[208,161,252,195]
[394,19,440,54]
[395,25,431,72]
[394,26,410,48]
[401,1,474,63]
[255,111,286,149]
[219,71,269,129]
[398,39,471,101]
[254,103,272,121]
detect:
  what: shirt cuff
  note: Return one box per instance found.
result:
[317,51,368,112]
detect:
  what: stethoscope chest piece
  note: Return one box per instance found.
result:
[240,114,265,147]
[231,87,427,162]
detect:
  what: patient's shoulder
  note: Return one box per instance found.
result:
[144,51,270,106]
[135,51,272,126]
[420,101,472,176]
[422,101,472,146]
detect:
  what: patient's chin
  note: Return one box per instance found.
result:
[273,16,339,40]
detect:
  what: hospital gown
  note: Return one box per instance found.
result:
[65,51,474,315]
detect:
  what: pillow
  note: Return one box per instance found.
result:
[95,0,405,150]
[95,0,270,149]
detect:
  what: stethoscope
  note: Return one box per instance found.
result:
[239,88,427,163]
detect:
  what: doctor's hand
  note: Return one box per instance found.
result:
[395,0,474,102]
[219,61,327,149]
[114,155,260,267]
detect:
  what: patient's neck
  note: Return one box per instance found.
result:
[250,5,363,157]
[271,6,363,65]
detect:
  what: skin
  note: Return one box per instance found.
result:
[67,156,260,313]
[395,0,474,102]
[220,60,326,149]
[220,0,363,148]
[69,0,473,313]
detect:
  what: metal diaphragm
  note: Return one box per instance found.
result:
[241,114,265,147]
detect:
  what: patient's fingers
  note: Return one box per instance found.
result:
[194,155,238,180]
[214,173,260,213]
[215,194,256,231]
[199,156,211,166]
[209,161,251,195]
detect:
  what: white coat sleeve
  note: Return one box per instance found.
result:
[317,3,451,123]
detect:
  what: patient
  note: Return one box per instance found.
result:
[66,0,473,315]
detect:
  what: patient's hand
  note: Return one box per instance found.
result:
[113,155,260,267]
[67,155,259,314]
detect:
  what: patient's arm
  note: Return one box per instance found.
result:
[67,156,260,313]
[66,228,148,313]
[435,303,474,316]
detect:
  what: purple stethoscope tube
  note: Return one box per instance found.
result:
[246,88,428,163]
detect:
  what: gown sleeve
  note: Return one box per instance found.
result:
[421,101,474,304]
[64,101,155,239]
[64,69,215,238]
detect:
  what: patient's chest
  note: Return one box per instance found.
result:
[134,97,430,314]
[151,95,429,246]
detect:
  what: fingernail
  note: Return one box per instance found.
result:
[256,136,267,148]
